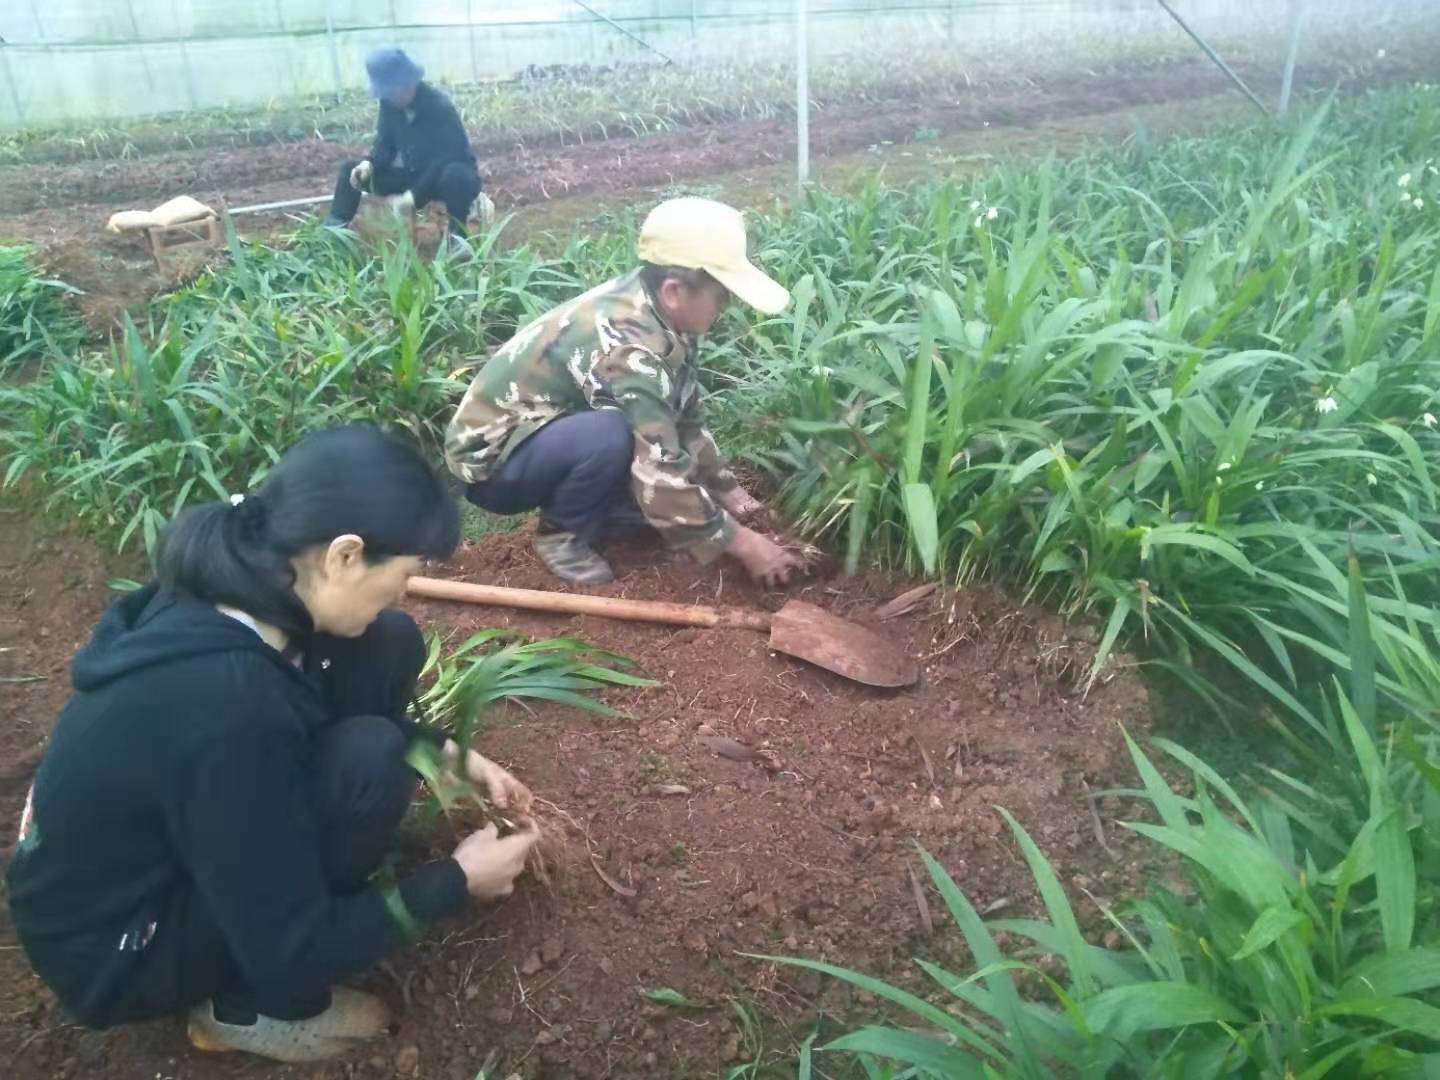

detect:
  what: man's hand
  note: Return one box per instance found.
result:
[726,525,804,588]
[719,485,764,520]
[349,160,373,191]
[452,821,540,900]
[441,741,533,815]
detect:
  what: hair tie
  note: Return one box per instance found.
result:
[228,491,266,530]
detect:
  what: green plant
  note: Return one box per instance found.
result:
[0,222,594,553]
[414,628,653,742]
[0,244,82,368]
[734,87,1440,751]
[763,559,1440,1077]
[407,627,654,813]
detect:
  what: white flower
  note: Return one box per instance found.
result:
[1415,198,1426,210]
[986,206,999,221]
[1218,461,1233,472]
[1423,412,1436,427]
[1367,472,1378,487]
[1398,172,1412,188]
[969,200,981,211]
[1255,481,1265,491]
[974,215,984,229]
[1315,395,1339,415]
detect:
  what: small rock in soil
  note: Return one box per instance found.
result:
[723,1034,742,1061]
[519,948,545,976]
[594,1021,613,1042]
[541,936,565,964]
[395,1045,420,1076]
[534,1023,571,1047]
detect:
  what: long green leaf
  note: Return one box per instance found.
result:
[1083,983,1245,1040]
[996,808,1094,998]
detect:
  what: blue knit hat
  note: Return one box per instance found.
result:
[366,47,424,100]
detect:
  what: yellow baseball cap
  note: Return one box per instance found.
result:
[637,197,791,315]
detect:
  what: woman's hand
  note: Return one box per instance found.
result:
[452,821,539,900]
[441,741,533,814]
[469,754,532,815]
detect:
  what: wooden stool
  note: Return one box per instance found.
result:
[147,215,222,272]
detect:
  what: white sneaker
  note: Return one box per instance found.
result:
[187,987,391,1063]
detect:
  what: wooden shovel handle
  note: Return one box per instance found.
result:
[406,576,772,632]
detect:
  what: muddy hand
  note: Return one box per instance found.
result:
[719,486,764,521]
[727,525,805,588]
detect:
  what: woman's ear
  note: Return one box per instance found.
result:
[323,534,367,577]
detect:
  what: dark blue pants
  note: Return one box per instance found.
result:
[102,612,426,1026]
[466,410,634,545]
[330,157,482,233]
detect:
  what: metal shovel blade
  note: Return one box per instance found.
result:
[767,600,919,688]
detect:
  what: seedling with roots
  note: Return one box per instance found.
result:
[406,628,654,880]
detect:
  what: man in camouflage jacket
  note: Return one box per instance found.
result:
[445,197,802,586]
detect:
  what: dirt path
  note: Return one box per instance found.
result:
[0,61,1264,331]
[0,508,1160,1079]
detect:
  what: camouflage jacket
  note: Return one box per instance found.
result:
[445,268,739,562]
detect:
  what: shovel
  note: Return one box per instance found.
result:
[405,576,918,688]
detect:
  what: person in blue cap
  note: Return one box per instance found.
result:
[324,48,485,240]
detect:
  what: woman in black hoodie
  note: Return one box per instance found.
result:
[6,425,538,1062]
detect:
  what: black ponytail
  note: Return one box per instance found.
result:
[157,425,459,637]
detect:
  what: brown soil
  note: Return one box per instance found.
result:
[0,504,1161,1079]
[0,60,1304,333]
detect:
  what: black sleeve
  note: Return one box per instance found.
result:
[391,713,446,751]
[367,104,397,169]
[169,724,465,1003]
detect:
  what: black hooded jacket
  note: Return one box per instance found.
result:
[5,585,465,1027]
[367,81,475,187]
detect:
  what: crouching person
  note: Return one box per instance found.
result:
[6,425,537,1062]
[325,47,485,241]
[445,197,803,587]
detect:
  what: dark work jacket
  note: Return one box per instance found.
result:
[367,81,475,194]
[4,585,465,1027]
